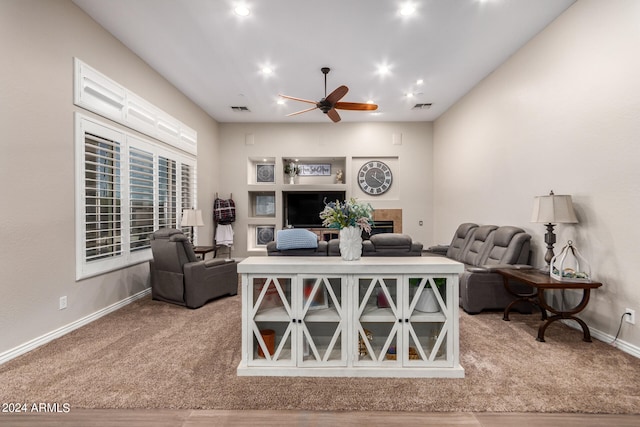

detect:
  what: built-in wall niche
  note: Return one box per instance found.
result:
[283,157,346,185]
[248,157,276,185]
[249,191,276,218]
[248,224,276,250]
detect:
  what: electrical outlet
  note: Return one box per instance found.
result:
[624,308,635,325]
[59,296,67,310]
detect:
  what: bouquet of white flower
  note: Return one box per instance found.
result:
[319,198,374,234]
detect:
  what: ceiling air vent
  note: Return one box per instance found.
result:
[412,103,432,110]
[231,106,250,112]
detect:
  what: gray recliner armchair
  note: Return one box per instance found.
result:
[426,223,533,314]
[458,226,533,314]
[150,228,238,309]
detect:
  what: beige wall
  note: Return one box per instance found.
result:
[219,122,434,257]
[434,0,640,348]
[0,0,221,355]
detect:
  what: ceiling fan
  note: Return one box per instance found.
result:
[279,67,378,123]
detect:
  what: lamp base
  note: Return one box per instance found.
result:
[543,223,556,269]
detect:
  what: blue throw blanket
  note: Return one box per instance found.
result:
[276,229,318,250]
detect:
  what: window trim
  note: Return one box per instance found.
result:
[75,113,197,280]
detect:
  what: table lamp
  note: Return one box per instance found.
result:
[531,191,578,271]
[181,208,204,245]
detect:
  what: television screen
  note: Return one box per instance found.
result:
[284,191,346,228]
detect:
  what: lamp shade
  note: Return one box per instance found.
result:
[531,194,578,224]
[181,208,204,227]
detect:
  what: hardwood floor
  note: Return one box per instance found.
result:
[1,409,639,426]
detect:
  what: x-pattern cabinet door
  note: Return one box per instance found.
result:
[403,276,451,366]
[353,275,402,366]
[297,275,347,367]
[247,275,296,367]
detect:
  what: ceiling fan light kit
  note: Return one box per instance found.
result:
[279,67,378,123]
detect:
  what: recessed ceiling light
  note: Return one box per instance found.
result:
[366,100,375,105]
[400,4,416,16]
[377,64,391,75]
[234,5,250,16]
[262,66,273,75]
[277,99,285,105]
[416,79,424,85]
[406,93,414,98]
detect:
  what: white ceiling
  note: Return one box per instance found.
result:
[72,0,575,123]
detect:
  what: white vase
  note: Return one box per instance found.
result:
[415,288,439,313]
[339,226,363,261]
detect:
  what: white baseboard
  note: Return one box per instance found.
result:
[0,288,151,365]
[562,319,640,359]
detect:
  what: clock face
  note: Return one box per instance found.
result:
[358,160,392,195]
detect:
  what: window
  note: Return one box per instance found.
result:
[76,114,196,280]
[84,132,122,262]
[128,146,154,252]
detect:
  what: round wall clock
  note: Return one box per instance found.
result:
[358,160,393,195]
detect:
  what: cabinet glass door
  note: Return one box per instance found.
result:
[298,275,346,366]
[249,275,295,366]
[405,276,449,365]
[354,276,400,365]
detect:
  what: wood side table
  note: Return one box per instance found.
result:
[497,268,603,342]
[193,246,214,260]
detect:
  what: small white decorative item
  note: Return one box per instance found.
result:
[415,288,439,313]
[335,169,343,184]
[339,226,363,261]
[284,160,297,184]
[319,198,373,261]
[550,240,591,282]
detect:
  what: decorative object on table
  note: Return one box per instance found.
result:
[358,160,393,196]
[303,278,328,310]
[530,190,578,271]
[550,240,591,282]
[181,208,204,245]
[284,159,298,184]
[256,226,275,246]
[256,164,275,183]
[257,329,275,358]
[320,197,374,261]
[413,278,446,313]
[298,163,331,176]
[358,329,373,357]
[335,169,343,184]
[377,289,390,308]
[387,347,419,360]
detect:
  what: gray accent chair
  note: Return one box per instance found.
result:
[328,233,423,257]
[150,228,238,309]
[427,224,533,314]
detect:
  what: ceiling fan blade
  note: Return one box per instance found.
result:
[335,102,378,111]
[326,108,341,123]
[286,106,318,117]
[279,94,318,105]
[325,85,348,105]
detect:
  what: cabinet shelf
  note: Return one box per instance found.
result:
[359,305,397,322]
[303,307,341,322]
[255,306,290,322]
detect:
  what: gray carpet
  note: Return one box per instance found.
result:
[1,289,639,413]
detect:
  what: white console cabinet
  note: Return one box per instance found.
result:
[237,257,465,378]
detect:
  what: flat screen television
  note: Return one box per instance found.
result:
[283,191,346,228]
